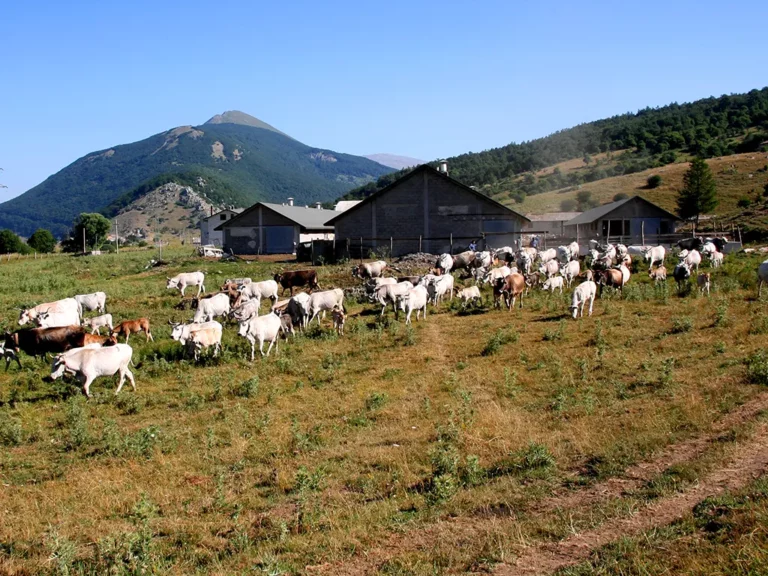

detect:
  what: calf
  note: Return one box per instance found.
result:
[74,292,107,314]
[499,272,526,310]
[238,312,284,360]
[80,333,118,347]
[82,313,113,335]
[166,271,205,297]
[673,262,691,291]
[649,265,667,283]
[111,318,153,343]
[570,280,597,319]
[353,260,388,279]
[189,323,223,361]
[331,305,346,335]
[274,270,319,296]
[456,286,482,308]
[397,285,429,325]
[698,272,711,296]
[193,292,230,323]
[50,343,135,398]
[541,275,564,294]
[710,251,724,268]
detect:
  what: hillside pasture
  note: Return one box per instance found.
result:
[0,249,767,574]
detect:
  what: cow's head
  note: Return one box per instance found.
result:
[18,308,32,326]
[169,322,184,341]
[351,265,360,278]
[166,277,179,289]
[273,273,283,283]
[50,355,67,381]
[237,321,250,338]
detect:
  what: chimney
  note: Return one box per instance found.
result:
[287,197,294,206]
[315,202,322,210]
[438,160,449,175]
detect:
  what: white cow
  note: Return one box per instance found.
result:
[542,275,564,294]
[18,298,80,326]
[457,286,482,308]
[189,324,223,360]
[473,251,492,269]
[570,281,597,319]
[50,344,135,398]
[83,314,113,335]
[372,282,413,317]
[758,259,768,297]
[283,292,311,329]
[74,292,107,314]
[615,244,628,258]
[365,277,397,293]
[436,253,454,274]
[679,249,702,272]
[397,285,429,325]
[619,263,631,287]
[562,260,581,287]
[170,320,220,345]
[427,274,454,305]
[539,259,560,278]
[710,251,724,268]
[644,246,666,269]
[700,242,717,257]
[238,312,284,360]
[628,245,650,256]
[193,293,230,323]
[170,321,222,359]
[307,288,345,325]
[539,248,557,264]
[239,279,279,305]
[353,260,388,279]
[483,266,511,285]
[36,308,81,329]
[230,298,262,323]
[167,271,205,297]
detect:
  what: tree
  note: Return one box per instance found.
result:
[646,175,662,189]
[63,213,111,252]
[560,199,577,211]
[677,158,718,225]
[0,229,24,254]
[27,228,56,253]
[576,190,598,211]
[613,193,629,202]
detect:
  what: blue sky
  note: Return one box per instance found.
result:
[1,0,766,202]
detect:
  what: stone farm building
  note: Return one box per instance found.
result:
[200,208,241,247]
[565,196,679,244]
[325,164,529,257]
[217,201,335,254]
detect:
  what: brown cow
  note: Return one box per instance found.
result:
[498,273,526,310]
[3,325,85,370]
[111,318,154,343]
[274,270,320,296]
[594,268,624,297]
[80,333,118,347]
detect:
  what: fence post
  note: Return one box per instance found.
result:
[738,227,743,245]
[450,233,453,254]
[311,239,315,263]
[346,238,350,260]
[544,231,547,250]
[390,236,393,256]
[419,235,422,252]
[641,221,645,246]
[360,237,363,263]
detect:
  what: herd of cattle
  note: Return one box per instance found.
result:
[2,236,765,398]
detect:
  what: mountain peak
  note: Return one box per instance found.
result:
[204,110,290,138]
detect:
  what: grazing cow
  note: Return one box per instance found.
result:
[427,274,454,305]
[397,285,429,324]
[238,312,284,360]
[331,305,346,335]
[499,272,526,310]
[364,277,397,295]
[679,249,702,272]
[538,248,557,264]
[278,312,295,337]
[18,298,80,326]
[758,259,768,297]
[649,266,667,283]
[456,286,482,308]
[594,268,624,297]
[562,260,581,287]
[274,270,320,296]
[230,298,262,323]
[673,262,691,291]
[710,251,724,268]
[372,282,413,317]
[3,325,86,370]
[307,288,345,325]
[644,246,666,269]
[570,280,597,319]
[74,292,107,314]
[36,308,81,329]
[353,260,388,279]
[111,318,153,343]
[677,237,704,252]
[50,343,135,397]
[539,259,560,278]
[698,272,711,296]
[483,266,511,285]
[239,279,279,306]
[166,271,205,297]
[193,293,230,323]
[82,314,113,335]
[541,275,564,294]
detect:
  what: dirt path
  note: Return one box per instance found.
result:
[311,392,768,575]
[498,421,768,575]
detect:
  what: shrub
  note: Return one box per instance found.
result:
[612,192,629,202]
[646,175,662,188]
[745,351,768,386]
[481,329,519,356]
[737,197,752,208]
[512,442,556,472]
[670,316,693,334]
[560,199,577,212]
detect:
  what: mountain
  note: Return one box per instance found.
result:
[364,153,425,170]
[0,112,394,237]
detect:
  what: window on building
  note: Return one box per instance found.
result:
[220,214,227,221]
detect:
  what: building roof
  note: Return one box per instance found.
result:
[334,200,362,212]
[526,212,582,222]
[324,164,530,226]
[215,202,335,231]
[202,208,241,222]
[566,196,679,226]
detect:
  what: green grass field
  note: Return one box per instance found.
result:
[0,247,767,575]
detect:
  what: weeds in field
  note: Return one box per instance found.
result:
[481,328,519,356]
[713,299,730,327]
[543,320,566,342]
[670,316,694,334]
[0,409,24,446]
[63,396,90,451]
[745,351,768,386]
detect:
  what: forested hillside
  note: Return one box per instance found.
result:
[341,88,768,202]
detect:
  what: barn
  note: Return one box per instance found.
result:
[217,201,335,254]
[565,196,679,244]
[200,208,241,247]
[325,164,529,257]
[523,212,582,238]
